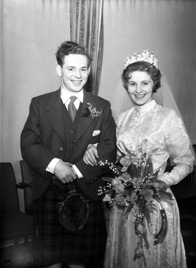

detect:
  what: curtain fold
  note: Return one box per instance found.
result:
[70,0,104,95]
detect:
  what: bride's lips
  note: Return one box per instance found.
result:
[135,94,145,98]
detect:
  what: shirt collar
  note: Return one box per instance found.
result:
[60,88,84,104]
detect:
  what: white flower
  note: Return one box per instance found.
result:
[103,194,112,202]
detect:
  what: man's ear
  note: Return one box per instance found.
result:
[56,64,62,77]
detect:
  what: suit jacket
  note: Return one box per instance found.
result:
[20,89,117,200]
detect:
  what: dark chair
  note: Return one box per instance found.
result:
[0,162,33,267]
[19,160,34,215]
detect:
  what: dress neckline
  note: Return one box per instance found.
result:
[134,100,156,115]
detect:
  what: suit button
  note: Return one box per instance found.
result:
[59,147,64,151]
[70,140,74,143]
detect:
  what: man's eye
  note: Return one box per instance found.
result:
[67,68,74,71]
[81,68,88,72]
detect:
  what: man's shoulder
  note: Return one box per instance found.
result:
[30,89,61,110]
[33,89,60,101]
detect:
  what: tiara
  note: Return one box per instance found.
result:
[124,49,158,69]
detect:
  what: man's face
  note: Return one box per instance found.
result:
[56,54,90,93]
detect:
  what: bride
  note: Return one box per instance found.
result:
[83,50,195,268]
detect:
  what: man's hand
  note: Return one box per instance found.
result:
[54,160,77,184]
[83,144,99,166]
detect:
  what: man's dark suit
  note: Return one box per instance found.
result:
[21,89,117,200]
[21,88,116,266]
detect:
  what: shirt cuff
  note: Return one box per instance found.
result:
[87,143,98,149]
[46,158,61,174]
[72,164,83,179]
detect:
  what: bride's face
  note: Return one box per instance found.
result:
[127,71,154,106]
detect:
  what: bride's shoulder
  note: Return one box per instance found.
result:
[157,105,181,122]
[117,107,134,121]
[115,108,134,130]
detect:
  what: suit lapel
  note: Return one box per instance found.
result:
[44,90,100,144]
[74,92,97,143]
[45,89,66,143]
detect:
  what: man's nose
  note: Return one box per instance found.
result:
[74,69,82,77]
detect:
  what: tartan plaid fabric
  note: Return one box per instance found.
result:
[33,183,107,267]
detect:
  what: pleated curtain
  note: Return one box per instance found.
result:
[69,0,104,95]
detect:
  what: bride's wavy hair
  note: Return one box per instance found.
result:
[122,61,162,92]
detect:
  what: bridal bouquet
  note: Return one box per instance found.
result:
[98,145,173,263]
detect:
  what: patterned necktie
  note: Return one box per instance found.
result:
[68,96,77,122]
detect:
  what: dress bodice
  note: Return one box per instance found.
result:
[116,100,194,185]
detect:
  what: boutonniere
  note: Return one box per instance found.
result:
[82,103,103,118]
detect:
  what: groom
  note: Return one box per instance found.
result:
[20,41,116,268]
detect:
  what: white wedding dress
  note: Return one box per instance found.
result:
[104,100,194,268]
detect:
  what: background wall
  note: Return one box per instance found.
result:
[99,0,196,144]
[1,0,196,210]
[0,0,70,210]
[1,0,69,170]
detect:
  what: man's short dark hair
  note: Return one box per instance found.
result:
[56,41,92,67]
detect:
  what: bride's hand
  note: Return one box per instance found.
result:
[83,144,99,166]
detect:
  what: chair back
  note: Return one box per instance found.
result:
[20,160,33,214]
[0,162,19,211]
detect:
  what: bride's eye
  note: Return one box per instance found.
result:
[143,81,150,86]
[128,81,136,86]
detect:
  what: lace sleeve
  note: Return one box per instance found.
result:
[159,110,195,186]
